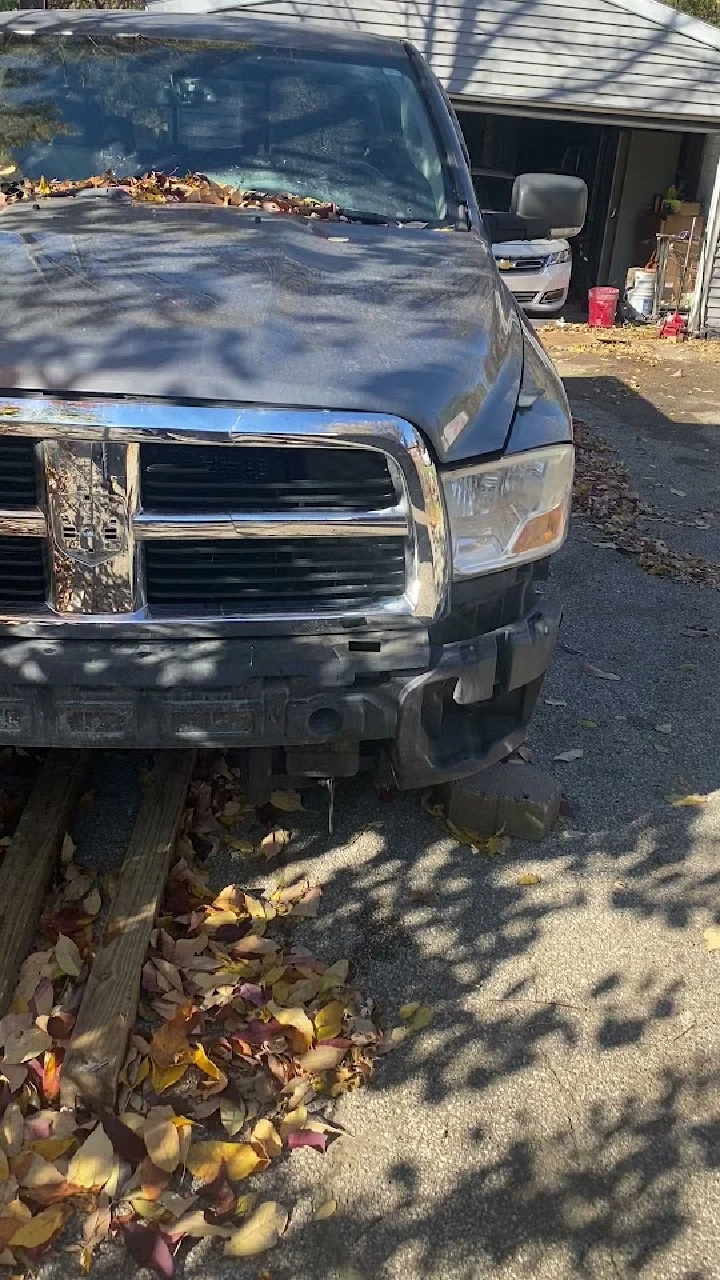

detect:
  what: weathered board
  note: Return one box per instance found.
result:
[0,750,88,1018]
[61,751,195,1110]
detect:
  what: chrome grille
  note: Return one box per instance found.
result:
[498,257,548,273]
[0,538,46,604]
[141,443,397,512]
[0,438,38,509]
[145,537,406,608]
[0,398,448,630]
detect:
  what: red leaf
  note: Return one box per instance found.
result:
[239,1019,283,1046]
[100,1110,147,1165]
[201,1176,236,1224]
[286,1129,328,1152]
[122,1222,174,1278]
[47,1012,75,1042]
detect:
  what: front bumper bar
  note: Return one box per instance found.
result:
[0,601,560,786]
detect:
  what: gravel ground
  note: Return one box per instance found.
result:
[70,365,720,1280]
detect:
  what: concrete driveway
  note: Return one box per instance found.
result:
[78,343,720,1280]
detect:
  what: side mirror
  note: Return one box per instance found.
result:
[511,173,588,239]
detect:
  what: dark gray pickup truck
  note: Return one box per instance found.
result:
[0,9,585,791]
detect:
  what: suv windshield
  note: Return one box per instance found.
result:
[0,33,453,222]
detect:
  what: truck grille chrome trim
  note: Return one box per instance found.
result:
[0,396,449,632]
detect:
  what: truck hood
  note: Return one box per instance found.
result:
[0,197,524,463]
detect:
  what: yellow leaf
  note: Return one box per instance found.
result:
[29,1136,73,1167]
[516,873,542,887]
[259,829,291,860]
[279,1106,307,1138]
[223,1201,288,1257]
[19,1153,65,1190]
[243,894,266,920]
[191,1043,227,1085]
[67,1124,115,1190]
[151,1061,189,1093]
[55,934,81,978]
[220,1101,246,1137]
[186,1141,260,1185]
[703,926,720,952]
[298,1045,345,1074]
[144,1116,181,1174]
[315,1199,337,1220]
[232,935,279,957]
[169,1208,230,1239]
[320,960,349,991]
[270,790,303,812]
[268,1003,314,1053]
[665,792,708,808]
[252,1119,282,1160]
[314,1001,345,1042]
[0,1103,23,1157]
[399,1002,420,1020]
[405,1003,433,1033]
[9,1203,64,1249]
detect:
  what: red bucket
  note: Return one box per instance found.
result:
[588,286,619,328]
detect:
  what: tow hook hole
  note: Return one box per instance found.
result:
[307,706,343,739]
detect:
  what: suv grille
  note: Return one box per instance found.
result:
[141,444,396,512]
[145,537,406,608]
[0,438,38,509]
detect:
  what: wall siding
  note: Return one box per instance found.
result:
[202,0,720,124]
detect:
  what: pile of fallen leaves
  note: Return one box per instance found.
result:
[0,170,339,218]
[573,420,720,589]
[0,758,426,1273]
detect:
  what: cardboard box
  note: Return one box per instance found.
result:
[660,213,704,237]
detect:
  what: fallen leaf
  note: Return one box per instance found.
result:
[187,1141,261,1185]
[269,1004,314,1053]
[148,1002,194,1069]
[219,1100,246,1138]
[2,1025,52,1064]
[554,749,584,763]
[270,790,303,812]
[152,1062,189,1094]
[232,935,279,957]
[583,663,620,681]
[252,1118,282,1160]
[703,926,720,952]
[578,718,597,729]
[315,1199,337,1219]
[299,1045,346,1074]
[402,1003,433,1033]
[166,1208,230,1241]
[260,829,291,860]
[121,1221,174,1278]
[9,1203,64,1250]
[60,833,76,862]
[223,1201,288,1257]
[144,1116,181,1174]
[54,934,81,978]
[544,698,567,707]
[314,1001,345,1042]
[516,873,542,886]
[286,1128,328,1152]
[67,1124,115,1190]
[665,793,708,808]
[1,1103,23,1156]
[670,488,686,497]
[655,723,673,735]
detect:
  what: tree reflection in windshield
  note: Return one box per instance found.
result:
[0,34,452,223]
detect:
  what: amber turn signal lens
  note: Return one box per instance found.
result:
[511,505,566,555]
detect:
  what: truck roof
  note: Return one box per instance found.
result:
[0,6,406,58]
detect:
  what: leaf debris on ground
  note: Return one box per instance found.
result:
[0,752,406,1274]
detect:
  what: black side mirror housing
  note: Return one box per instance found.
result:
[511,173,588,239]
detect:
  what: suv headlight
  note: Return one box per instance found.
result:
[442,443,574,579]
[546,247,572,265]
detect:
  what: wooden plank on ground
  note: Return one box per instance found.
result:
[0,750,89,1019]
[61,750,194,1111]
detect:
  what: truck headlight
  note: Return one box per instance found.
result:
[442,443,574,579]
[546,247,572,265]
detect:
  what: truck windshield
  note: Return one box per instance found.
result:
[0,33,453,223]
